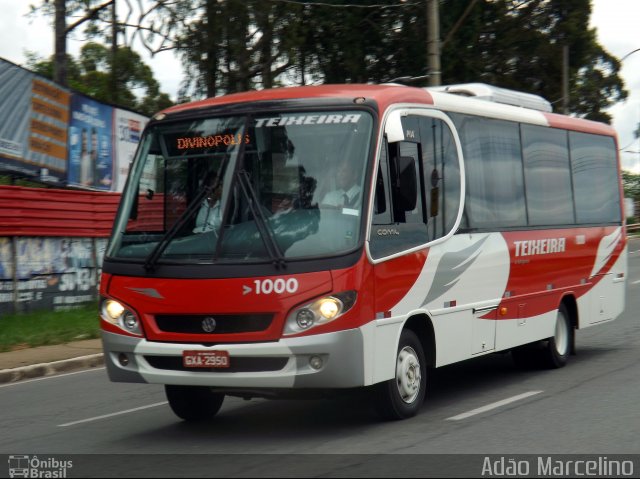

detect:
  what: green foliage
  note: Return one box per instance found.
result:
[165,0,626,123]
[622,171,640,201]
[440,0,626,122]
[28,0,627,122]
[26,43,173,116]
[0,303,100,352]
[0,175,43,188]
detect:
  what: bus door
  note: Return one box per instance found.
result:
[370,110,464,258]
[370,109,498,363]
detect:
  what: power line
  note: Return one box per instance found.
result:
[268,0,422,8]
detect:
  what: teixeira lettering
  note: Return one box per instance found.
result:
[255,113,362,128]
[514,237,566,257]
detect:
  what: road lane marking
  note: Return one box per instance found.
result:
[0,367,106,389]
[58,401,168,427]
[446,391,543,421]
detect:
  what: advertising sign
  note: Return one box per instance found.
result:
[114,108,147,191]
[0,237,13,313]
[30,79,70,182]
[0,62,30,172]
[67,94,113,189]
[0,60,69,183]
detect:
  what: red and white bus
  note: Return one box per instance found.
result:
[100,83,627,421]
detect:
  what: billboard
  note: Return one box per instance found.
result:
[0,61,69,183]
[114,108,147,191]
[67,94,114,189]
[0,58,149,192]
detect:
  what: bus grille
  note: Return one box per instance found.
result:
[144,355,288,373]
[154,314,273,334]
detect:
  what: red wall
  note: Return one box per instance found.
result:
[0,185,121,237]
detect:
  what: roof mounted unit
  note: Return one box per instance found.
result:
[429,83,553,113]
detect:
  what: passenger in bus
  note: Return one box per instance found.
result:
[320,161,361,208]
[193,173,223,233]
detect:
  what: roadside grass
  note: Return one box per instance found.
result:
[0,304,100,353]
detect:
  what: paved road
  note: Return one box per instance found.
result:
[1,238,638,477]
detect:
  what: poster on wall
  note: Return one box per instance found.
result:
[114,108,148,192]
[0,237,99,313]
[0,237,12,280]
[0,237,13,314]
[67,94,113,190]
[0,59,69,183]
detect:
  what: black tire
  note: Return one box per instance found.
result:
[165,385,225,422]
[373,329,427,420]
[511,304,573,370]
[540,304,572,369]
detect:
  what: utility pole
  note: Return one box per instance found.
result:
[111,0,118,103]
[53,0,67,86]
[562,44,569,114]
[427,0,441,86]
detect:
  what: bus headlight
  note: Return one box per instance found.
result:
[101,298,142,336]
[318,298,340,319]
[104,300,125,321]
[284,291,357,336]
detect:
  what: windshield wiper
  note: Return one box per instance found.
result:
[144,162,226,272]
[235,169,286,269]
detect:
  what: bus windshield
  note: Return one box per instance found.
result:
[107,110,374,265]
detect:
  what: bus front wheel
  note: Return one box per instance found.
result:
[373,329,427,420]
[165,385,225,421]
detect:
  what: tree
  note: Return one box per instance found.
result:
[30,0,628,123]
[175,0,306,98]
[27,43,173,116]
[439,0,627,122]
[623,171,640,202]
[29,0,115,86]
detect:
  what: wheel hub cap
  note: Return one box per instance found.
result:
[396,346,422,404]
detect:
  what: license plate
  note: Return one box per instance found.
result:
[182,350,230,368]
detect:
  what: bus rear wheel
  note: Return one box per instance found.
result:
[373,329,427,420]
[541,304,572,368]
[165,385,225,421]
[512,304,572,369]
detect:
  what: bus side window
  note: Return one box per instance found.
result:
[370,114,463,260]
[418,116,462,241]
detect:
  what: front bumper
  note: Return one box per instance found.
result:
[102,328,366,390]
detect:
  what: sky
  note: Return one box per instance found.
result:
[0,0,639,173]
